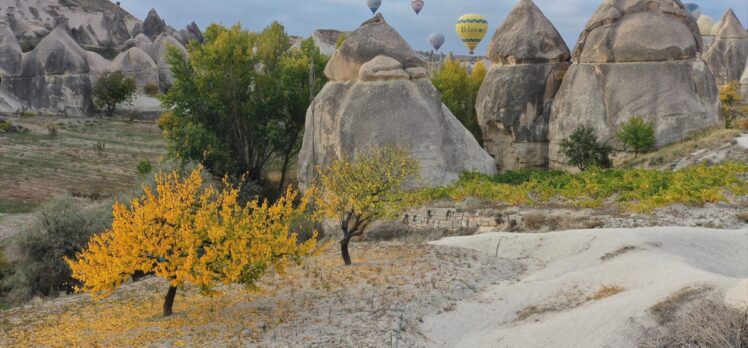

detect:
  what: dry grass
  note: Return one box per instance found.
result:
[640,300,748,348]
[600,245,638,261]
[622,128,742,169]
[0,242,506,347]
[0,116,167,213]
[649,286,711,325]
[588,285,625,301]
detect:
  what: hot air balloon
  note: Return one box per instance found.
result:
[455,14,488,55]
[684,3,702,19]
[411,0,424,15]
[428,32,445,51]
[367,0,381,14]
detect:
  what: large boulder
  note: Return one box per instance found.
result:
[142,8,167,41]
[476,0,570,170]
[548,0,721,168]
[323,14,424,82]
[113,47,159,87]
[704,9,748,86]
[6,26,94,114]
[148,33,187,89]
[298,16,496,190]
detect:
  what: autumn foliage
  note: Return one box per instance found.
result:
[67,167,318,316]
[315,146,419,265]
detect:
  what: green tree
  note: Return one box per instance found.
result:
[161,23,327,191]
[93,71,136,116]
[559,126,613,171]
[315,146,419,265]
[617,116,656,158]
[432,57,485,145]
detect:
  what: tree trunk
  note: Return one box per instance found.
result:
[277,153,291,194]
[341,237,352,266]
[163,286,177,317]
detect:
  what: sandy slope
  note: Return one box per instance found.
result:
[423,227,748,348]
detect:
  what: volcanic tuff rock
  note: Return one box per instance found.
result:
[741,60,748,103]
[113,47,160,87]
[311,29,349,56]
[548,0,721,168]
[0,22,21,76]
[704,9,748,86]
[149,33,187,89]
[476,0,570,170]
[7,26,94,114]
[298,15,496,189]
[142,8,167,41]
[324,14,425,82]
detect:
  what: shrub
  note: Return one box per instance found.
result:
[720,81,741,128]
[639,300,748,348]
[47,124,58,137]
[136,159,153,177]
[0,119,10,133]
[2,196,112,304]
[92,71,136,116]
[617,116,655,158]
[315,145,419,265]
[559,126,613,171]
[432,57,485,145]
[143,83,160,97]
[67,167,318,316]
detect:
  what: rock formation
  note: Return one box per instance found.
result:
[143,9,167,41]
[548,0,721,168]
[476,0,570,170]
[149,33,187,89]
[704,9,748,86]
[310,29,349,56]
[0,1,197,115]
[113,47,160,87]
[742,60,748,103]
[298,14,496,189]
[7,26,94,114]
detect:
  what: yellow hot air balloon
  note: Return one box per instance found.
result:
[456,14,488,54]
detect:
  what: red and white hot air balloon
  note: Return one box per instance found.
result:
[411,0,424,15]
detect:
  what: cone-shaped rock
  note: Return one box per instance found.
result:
[7,26,94,114]
[299,15,496,189]
[477,0,570,170]
[0,23,22,76]
[548,0,721,168]
[149,33,187,90]
[143,8,167,41]
[113,47,160,87]
[704,9,748,86]
[324,14,425,82]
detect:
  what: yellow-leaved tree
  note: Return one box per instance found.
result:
[315,146,419,266]
[66,167,318,316]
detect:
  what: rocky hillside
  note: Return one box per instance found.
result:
[0,0,202,115]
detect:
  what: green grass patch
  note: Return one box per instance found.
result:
[411,163,748,213]
[0,200,39,214]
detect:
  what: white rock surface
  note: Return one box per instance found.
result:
[424,227,748,347]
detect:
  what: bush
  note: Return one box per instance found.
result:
[432,57,485,145]
[2,196,112,304]
[136,159,153,177]
[559,126,613,171]
[720,81,741,128]
[639,300,748,348]
[0,119,10,133]
[47,124,58,137]
[617,116,656,158]
[143,83,160,97]
[93,71,136,116]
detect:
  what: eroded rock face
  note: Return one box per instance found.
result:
[324,14,424,82]
[0,23,22,76]
[548,0,721,168]
[143,9,167,41]
[113,47,159,87]
[7,26,94,114]
[149,33,187,89]
[741,60,748,103]
[311,29,348,56]
[476,0,570,170]
[299,16,496,189]
[704,9,748,86]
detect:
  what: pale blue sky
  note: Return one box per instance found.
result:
[120,0,747,54]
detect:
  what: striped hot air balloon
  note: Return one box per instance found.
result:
[367,0,381,14]
[455,14,488,55]
[411,0,424,15]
